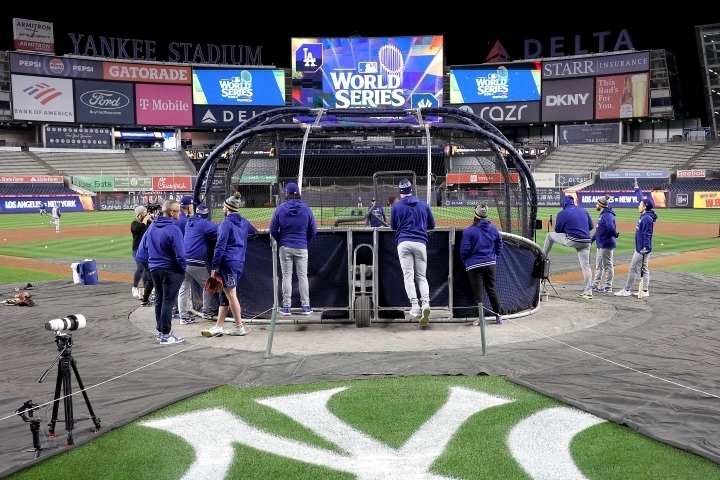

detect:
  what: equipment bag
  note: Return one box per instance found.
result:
[78,260,99,285]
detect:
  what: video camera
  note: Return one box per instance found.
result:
[145,202,162,218]
[45,314,86,332]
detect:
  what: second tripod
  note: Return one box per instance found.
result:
[39,333,101,446]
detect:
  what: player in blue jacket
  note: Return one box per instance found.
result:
[390,178,436,325]
[270,182,318,316]
[616,180,658,297]
[145,199,187,345]
[365,198,387,227]
[202,193,257,337]
[460,203,504,325]
[591,195,620,293]
[181,203,218,320]
[543,195,594,299]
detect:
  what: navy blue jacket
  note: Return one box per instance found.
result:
[366,204,386,227]
[635,211,657,253]
[460,220,504,270]
[591,207,619,249]
[136,231,149,264]
[270,199,317,249]
[146,216,186,273]
[390,195,436,245]
[184,215,218,266]
[555,196,593,242]
[177,210,188,235]
[212,213,257,270]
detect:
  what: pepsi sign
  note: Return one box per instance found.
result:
[9,52,103,79]
[74,80,135,125]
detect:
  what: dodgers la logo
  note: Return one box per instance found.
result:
[295,43,323,74]
[141,386,604,479]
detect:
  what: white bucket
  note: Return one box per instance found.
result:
[71,263,80,284]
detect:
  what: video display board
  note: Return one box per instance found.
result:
[541,77,594,122]
[291,36,443,109]
[192,69,286,106]
[449,62,541,104]
[74,80,135,125]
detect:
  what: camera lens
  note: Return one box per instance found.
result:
[45,314,87,332]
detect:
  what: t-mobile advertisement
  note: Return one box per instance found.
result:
[135,84,192,126]
[0,196,95,213]
[541,78,594,122]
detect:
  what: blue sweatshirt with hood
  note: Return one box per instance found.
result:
[146,216,186,273]
[390,195,436,245]
[460,219,504,270]
[591,206,619,249]
[136,230,150,264]
[555,196,593,242]
[634,187,657,253]
[177,210,188,235]
[270,199,317,249]
[184,215,218,266]
[212,213,257,270]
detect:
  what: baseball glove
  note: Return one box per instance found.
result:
[204,271,224,294]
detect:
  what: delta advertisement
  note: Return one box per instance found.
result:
[291,36,444,109]
[192,69,286,106]
[0,196,95,213]
[449,63,541,104]
[193,105,275,127]
[11,74,75,122]
[135,84,192,126]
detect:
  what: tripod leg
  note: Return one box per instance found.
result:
[48,364,63,437]
[70,358,101,432]
[60,358,75,446]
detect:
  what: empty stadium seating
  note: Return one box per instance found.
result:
[687,143,720,170]
[129,149,196,176]
[30,148,135,175]
[0,183,77,195]
[610,142,708,171]
[0,149,52,174]
[533,144,635,173]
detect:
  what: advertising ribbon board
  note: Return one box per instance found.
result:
[694,192,720,208]
[113,176,153,191]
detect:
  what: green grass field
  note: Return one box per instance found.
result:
[8,376,719,480]
[0,208,717,279]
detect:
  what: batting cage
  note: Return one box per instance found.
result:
[193,107,541,324]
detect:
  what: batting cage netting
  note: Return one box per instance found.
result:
[193,107,541,323]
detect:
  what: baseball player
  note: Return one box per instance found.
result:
[39,202,47,216]
[365,198,386,227]
[591,195,619,293]
[51,205,61,233]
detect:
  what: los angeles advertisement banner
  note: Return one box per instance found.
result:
[0,196,94,213]
[570,190,667,208]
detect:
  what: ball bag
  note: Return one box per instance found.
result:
[78,260,99,285]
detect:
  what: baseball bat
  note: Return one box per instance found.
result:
[637,253,646,299]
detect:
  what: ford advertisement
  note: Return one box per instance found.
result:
[74,80,135,124]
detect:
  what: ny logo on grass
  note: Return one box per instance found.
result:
[141,386,604,480]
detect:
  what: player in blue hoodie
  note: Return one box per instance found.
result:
[146,199,187,345]
[390,178,436,325]
[543,195,594,298]
[270,182,318,316]
[202,193,258,337]
[615,179,658,297]
[460,203,504,325]
[181,203,218,320]
[591,195,620,293]
[365,198,387,227]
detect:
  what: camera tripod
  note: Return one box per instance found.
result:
[15,400,57,458]
[38,333,101,446]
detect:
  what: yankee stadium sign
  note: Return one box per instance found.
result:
[67,33,264,65]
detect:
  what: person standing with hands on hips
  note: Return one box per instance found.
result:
[202,193,257,337]
[615,179,657,297]
[542,195,594,299]
[460,203,504,326]
[390,178,436,325]
[270,182,317,316]
[590,195,619,294]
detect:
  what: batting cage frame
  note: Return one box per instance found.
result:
[192,107,541,333]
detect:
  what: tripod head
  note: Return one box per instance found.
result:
[16,400,40,424]
[54,333,73,356]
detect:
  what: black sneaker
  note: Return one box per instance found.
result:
[140,300,152,307]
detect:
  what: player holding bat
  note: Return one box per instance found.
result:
[615,178,657,298]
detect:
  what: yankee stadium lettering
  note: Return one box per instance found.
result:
[330,72,404,108]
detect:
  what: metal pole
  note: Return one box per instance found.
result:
[425,123,432,205]
[478,302,486,356]
[265,236,279,359]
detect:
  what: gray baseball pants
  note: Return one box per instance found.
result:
[397,241,430,307]
[279,246,310,307]
[623,251,650,292]
[592,247,615,290]
[543,232,592,295]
